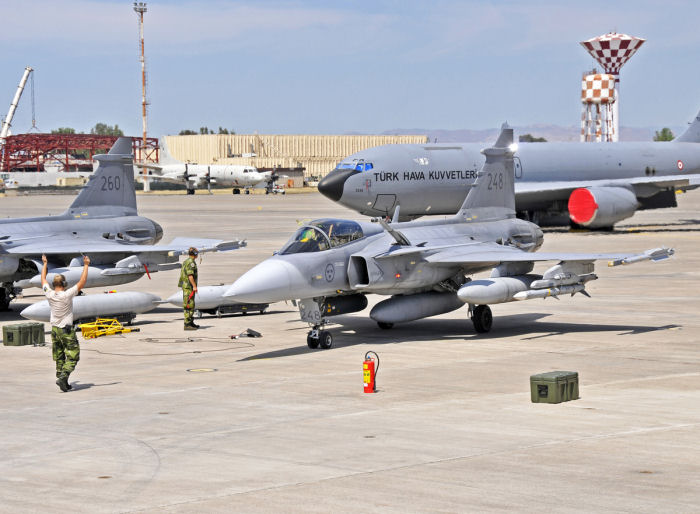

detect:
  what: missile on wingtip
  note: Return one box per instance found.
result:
[608,247,675,267]
[20,291,161,322]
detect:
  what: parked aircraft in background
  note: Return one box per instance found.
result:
[226,126,672,349]
[1,138,243,310]
[318,109,700,229]
[135,138,273,195]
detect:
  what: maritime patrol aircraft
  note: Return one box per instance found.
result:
[318,109,700,228]
[226,126,672,349]
[0,137,243,309]
[135,137,272,195]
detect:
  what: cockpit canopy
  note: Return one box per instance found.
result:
[279,219,364,254]
[336,159,373,172]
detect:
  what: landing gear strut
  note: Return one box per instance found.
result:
[471,304,492,333]
[299,298,333,349]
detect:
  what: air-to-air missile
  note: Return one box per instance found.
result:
[165,285,268,317]
[20,291,161,324]
[225,125,674,349]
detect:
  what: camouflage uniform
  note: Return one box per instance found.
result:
[51,326,80,379]
[179,256,198,326]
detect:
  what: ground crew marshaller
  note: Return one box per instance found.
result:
[179,247,199,330]
[41,253,90,392]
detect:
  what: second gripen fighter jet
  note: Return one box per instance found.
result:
[1,137,244,309]
[318,108,700,228]
[226,126,673,349]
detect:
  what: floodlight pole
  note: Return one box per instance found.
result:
[133,2,150,191]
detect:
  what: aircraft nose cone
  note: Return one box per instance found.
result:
[225,259,305,303]
[318,168,360,202]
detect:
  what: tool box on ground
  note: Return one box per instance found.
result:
[3,322,45,346]
[530,371,579,404]
[79,318,140,339]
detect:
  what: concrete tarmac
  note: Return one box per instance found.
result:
[1,190,699,513]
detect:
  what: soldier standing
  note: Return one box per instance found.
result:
[41,253,90,392]
[179,247,199,330]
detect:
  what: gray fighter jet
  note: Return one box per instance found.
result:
[0,137,243,309]
[319,109,700,228]
[226,126,672,349]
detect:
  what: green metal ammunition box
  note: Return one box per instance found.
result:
[3,323,46,346]
[530,371,579,404]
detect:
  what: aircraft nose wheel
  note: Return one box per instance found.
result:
[307,328,333,349]
[471,304,493,333]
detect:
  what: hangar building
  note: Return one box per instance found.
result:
[163,134,429,180]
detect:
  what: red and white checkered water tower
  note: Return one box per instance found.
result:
[580,32,645,142]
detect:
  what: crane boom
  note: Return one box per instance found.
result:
[0,66,33,144]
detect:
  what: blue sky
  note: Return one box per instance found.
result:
[1,0,699,136]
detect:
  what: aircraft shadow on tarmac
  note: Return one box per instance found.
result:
[238,313,680,361]
[543,218,700,235]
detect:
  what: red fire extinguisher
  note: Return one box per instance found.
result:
[363,351,379,393]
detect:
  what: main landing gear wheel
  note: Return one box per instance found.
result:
[233,188,241,194]
[186,189,195,195]
[377,322,394,330]
[306,333,320,349]
[471,305,493,333]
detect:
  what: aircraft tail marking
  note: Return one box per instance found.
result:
[66,137,137,217]
[456,124,516,218]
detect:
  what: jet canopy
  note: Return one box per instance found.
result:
[279,219,364,254]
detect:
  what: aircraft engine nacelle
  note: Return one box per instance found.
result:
[370,292,463,324]
[323,294,368,316]
[0,255,20,279]
[568,186,639,228]
[28,266,142,289]
[456,276,536,305]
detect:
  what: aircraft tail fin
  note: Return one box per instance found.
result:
[456,124,516,219]
[674,109,700,142]
[159,136,183,165]
[66,137,137,217]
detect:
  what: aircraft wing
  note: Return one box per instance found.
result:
[515,174,700,200]
[375,241,673,269]
[4,237,244,257]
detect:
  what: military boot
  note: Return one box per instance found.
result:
[56,376,69,392]
[184,324,198,331]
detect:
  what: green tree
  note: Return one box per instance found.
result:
[653,127,674,141]
[179,129,197,135]
[519,133,547,143]
[90,123,124,136]
[217,127,235,134]
[199,126,212,135]
[51,127,76,134]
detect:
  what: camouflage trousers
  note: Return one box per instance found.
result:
[182,287,195,326]
[51,326,80,379]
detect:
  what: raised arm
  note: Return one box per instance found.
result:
[41,254,48,288]
[76,255,90,292]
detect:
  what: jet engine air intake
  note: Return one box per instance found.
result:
[568,186,638,228]
[348,256,370,287]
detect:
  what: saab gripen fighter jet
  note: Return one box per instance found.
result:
[0,137,243,309]
[226,126,672,349]
[319,109,700,228]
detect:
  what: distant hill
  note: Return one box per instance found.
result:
[379,125,686,143]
